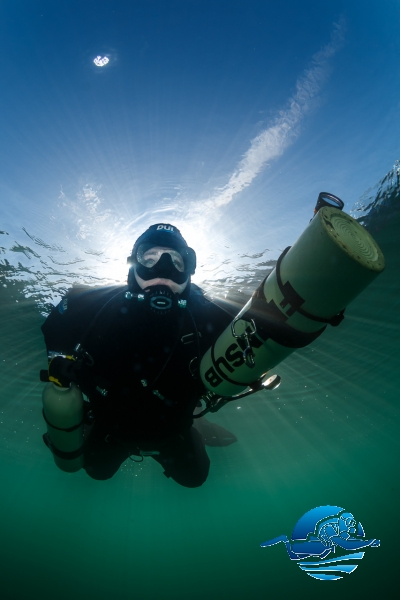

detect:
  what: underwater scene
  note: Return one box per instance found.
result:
[1,2,399,599]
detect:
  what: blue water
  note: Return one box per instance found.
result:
[0,162,399,599]
[1,2,399,598]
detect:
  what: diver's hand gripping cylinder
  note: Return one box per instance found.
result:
[200,206,385,397]
[42,382,84,472]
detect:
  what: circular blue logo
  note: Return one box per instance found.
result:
[260,505,380,581]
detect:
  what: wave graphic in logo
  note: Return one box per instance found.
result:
[298,551,365,580]
[261,505,380,581]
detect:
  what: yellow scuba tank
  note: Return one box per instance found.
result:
[42,382,84,473]
[199,205,385,398]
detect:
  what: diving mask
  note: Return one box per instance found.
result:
[137,245,186,273]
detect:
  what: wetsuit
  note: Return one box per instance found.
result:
[41,283,233,487]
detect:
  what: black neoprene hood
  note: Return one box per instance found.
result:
[127,223,197,275]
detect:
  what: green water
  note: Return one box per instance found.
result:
[0,215,398,600]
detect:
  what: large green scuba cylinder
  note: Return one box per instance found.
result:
[200,206,385,397]
[42,382,84,473]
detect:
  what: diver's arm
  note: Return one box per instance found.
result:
[330,535,380,550]
[41,289,88,356]
[41,285,117,357]
[40,287,100,388]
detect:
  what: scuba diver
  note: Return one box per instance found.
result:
[41,224,237,487]
[261,510,380,560]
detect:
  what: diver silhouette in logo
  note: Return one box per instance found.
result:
[261,506,380,561]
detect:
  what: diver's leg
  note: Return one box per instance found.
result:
[83,424,131,480]
[152,427,210,487]
[260,535,290,547]
[260,535,299,559]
